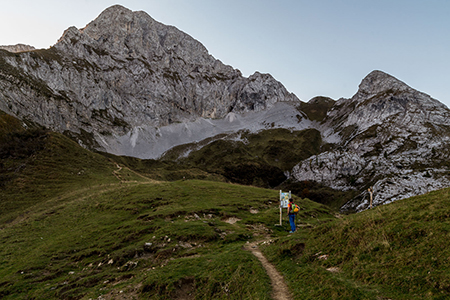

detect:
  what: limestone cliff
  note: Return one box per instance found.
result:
[0,5,298,149]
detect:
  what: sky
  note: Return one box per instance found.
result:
[1,0,450,106]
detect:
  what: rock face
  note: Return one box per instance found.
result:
[292,70,450,211]
[0,5,298,148]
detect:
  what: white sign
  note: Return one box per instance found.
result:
[280,191,291,208]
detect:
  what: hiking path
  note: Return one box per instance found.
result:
[244,239,292,300]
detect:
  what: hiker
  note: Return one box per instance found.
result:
[287,198,296,233]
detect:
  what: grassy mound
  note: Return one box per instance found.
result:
[298,96,335,122]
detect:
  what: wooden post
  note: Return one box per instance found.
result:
[279,190,282,226]
[276,190,283,226]
[279,206,282,226]
[368,187,373,209]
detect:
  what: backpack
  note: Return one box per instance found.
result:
[290,203,300,214]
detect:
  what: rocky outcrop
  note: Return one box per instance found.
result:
[0,44,36,53]
[292,70,450,211]
[0,5,298,149]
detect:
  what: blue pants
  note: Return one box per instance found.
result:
[289,214,296,232]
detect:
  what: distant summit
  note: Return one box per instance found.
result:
[356,70,413,96]
[0,44,36,53]
[293,70,450,211]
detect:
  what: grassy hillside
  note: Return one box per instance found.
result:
[0,125,143,225]
[0,175,333,299]
[99,151,226,183]
[0,179,260,299]
[159,127,354,208]
[2,111,450,299]
[0,116,335,299]
[262,188,450,299]
[162,128,330,188]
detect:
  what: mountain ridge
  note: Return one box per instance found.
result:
[293,70,450,210]
[0,44,36,53]
[0,5,299,145]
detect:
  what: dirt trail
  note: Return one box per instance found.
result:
[244,240,292,300]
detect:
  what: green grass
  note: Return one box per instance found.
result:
[0,176,334,299]
[0,131,132,224]
[100,151,226,183]
[0,119,335,298]
[161,128,325,189]
[262,189,450,299]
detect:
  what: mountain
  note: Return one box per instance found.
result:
[292,70,450,210]
[0,5,298,156]
[2,5,450,211]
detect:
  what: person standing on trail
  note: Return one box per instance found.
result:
[287,198,296,233]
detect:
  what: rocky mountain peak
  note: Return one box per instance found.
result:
[80,5,164,56]
[356,70,413,98]
[294,70,450,211]
[325,70,449,134]
[54,4,239,86]
[0,4,299,155]
[57,4,215,68]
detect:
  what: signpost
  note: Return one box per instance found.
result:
[277,190,291,226]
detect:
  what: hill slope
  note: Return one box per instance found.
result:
[263,188,450,299]
[0,114,333,299]
[0,172,333,299]
[0,117,135,224]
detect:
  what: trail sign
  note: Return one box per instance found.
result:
[277,190,291,226]
[280,191,291,208]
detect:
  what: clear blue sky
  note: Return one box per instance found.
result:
[1,0,449,106]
